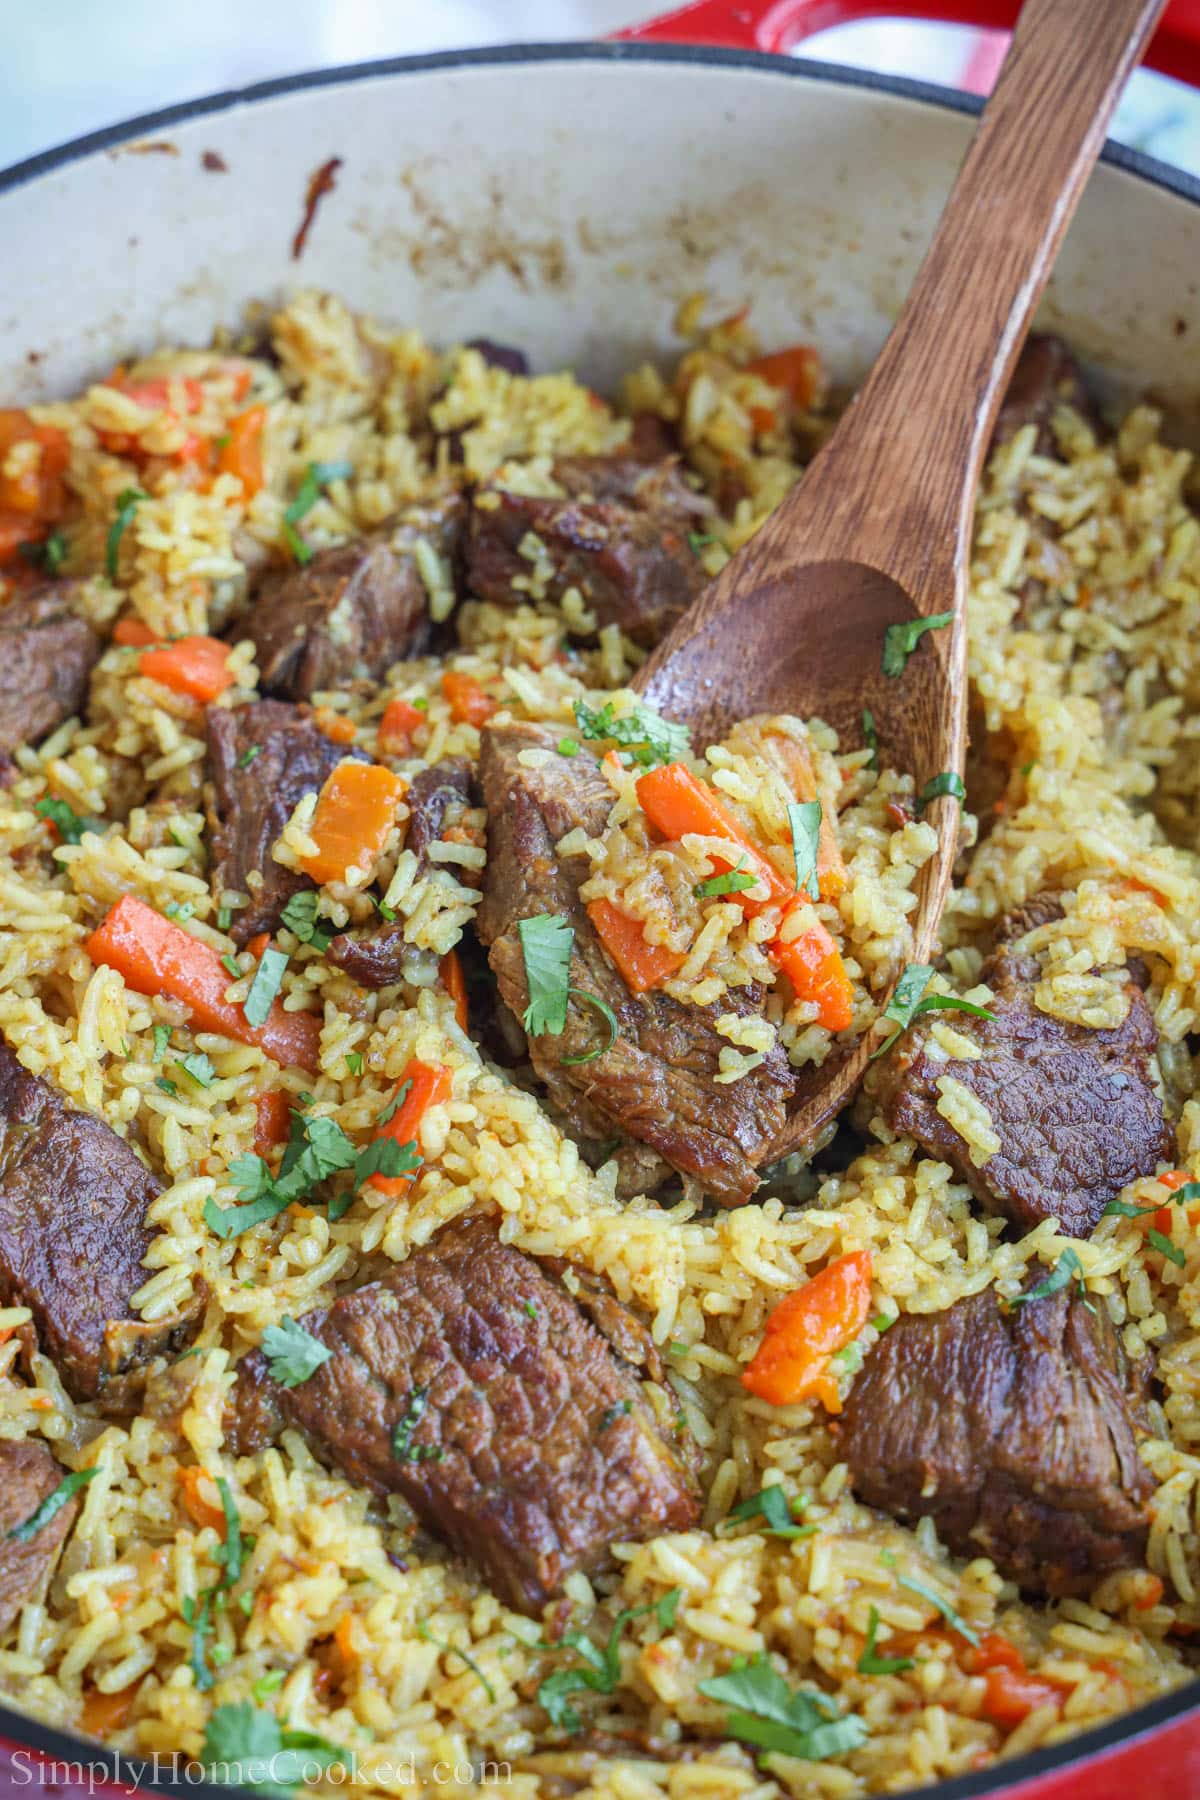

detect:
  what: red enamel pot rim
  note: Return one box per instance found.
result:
[1,28,1198,1800]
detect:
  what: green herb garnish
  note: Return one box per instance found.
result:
[881,611,954,678]
[519,914,573,1037]
[687,531,721,554]
[236,745,262,769]
[537,1589,682,1732]
[177,1051,215,1089]
[261,1316,333,1388]
[698,1654,867,1762]
[40,529,68,574]
[34,796,99,843]
[106,486,147,582]
[857,1606,914,1675]
[205,1108,404,1239]
[201,1703,348,1791]
[557,736,579,757]
[917,771,966,810]
[376,1078,412,1127]
[282,459,354,566]
[417,1622,496,1702]
[156,1077,178,1096]
[344,1052,363,1076]
[7,1466,98,1542]
[1149,1228,1186,1267]
[243,946,288,1029]
[695,856,757,900]
[392,1387,443,1462]
[220,953,242,979]
[895,1574,979,1647]
[862,708,879,771]
[573,697,690,770]
[787,799,822,899]
[1007,1248,1084,1309]
[720,1485,813,1540]
[1103,1199,1161,1219]
[152,1024,171,1063]
[164,900,195,921]
[869,963,995,1061]
[279,890,332,952]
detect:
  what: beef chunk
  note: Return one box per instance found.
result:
[477,723,795,1206]
[874,906,1172,1239]
[0,1043,201,1402]
[327,757,477,987]
[0,1440,81,1633]
[994,335,1099,455]
[840,1281,1154,1596]
[206,699,364,945]
[467,455,712,648]
[464,338,529,376]
[0,582,101,756]
[241,496,464,698]
[227,1218,700,1613]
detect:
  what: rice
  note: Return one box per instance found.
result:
[0,288,1197,1795]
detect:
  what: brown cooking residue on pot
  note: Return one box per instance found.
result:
[201,150,229,174]
[109,139,179,158]
[292,156,344,260]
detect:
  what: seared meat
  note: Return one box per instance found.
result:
[206,699,363,945]
[874,905,1171,1239]
[477,723,795,1206]
[467,454,712,647]
[327,757,477,987]
[227,1218,700,1613]
[993,334,1099,455]
[0,1440,82,1633]
[464,338,529,376]
[0,1043,201,1402]
[0,582,101,756]
[241,495,464,699]
[840,1281,1154,1597]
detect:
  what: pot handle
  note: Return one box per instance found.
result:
[616,0,1200,88]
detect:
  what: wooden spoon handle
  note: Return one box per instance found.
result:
[790,0,1165,611]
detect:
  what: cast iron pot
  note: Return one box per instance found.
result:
[3,0,1200,1791]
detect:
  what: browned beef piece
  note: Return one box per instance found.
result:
[241,495,465,698]
[0,1440,81,1633]
[0,1043,201,1403]
[840,1280,1154,1596]
[327,757,477,987]
[874,907,1172,1240]
[993,335,1099,455]
[467,455,712,648]
[226,1218,700,1613]
[464,338,529,376]
[477,723,794,1206]
[0,583,101,756]
[206,699,363,945]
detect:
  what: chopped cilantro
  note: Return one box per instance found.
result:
[862,707,879,771]
[1149,1228,1186,1267]
[519,914,574,1037]
[282,459,354,565]
[151,1024,171,1063]
[279,890,332,952]
[376,1078,412,1126]
[345,1052,363,1076]
[165,900,195,921]
[895,1574,979,1647]
[597,1400,632,1432]
[537,1589,682,1732]
[687,531,721,554]
[106,486,147,582]
[201,1703,348,1790]
[870,963,995,1061]
[261,1316,333,1388]
[1007,1248,1084,1310]
[235,745,262,769]
[698,1654,867,1762]
[695,856,757,899]
[721,1485,813,1540]
[557,736,579,757]
[573,697,690,770]
[1104,1199,1161,1219]
[40,529,68,574]
[917,771,966,810]
[7,1467,99,1542]
[35,796,99,843]
[156,1077,178,1096]
[392,1387,443,1462]
[417,1621,496,1701]
[881,611,954,677]
[243,946,288,1028]
[177,1051,216,1089]
[857,1606,914,1675]
[787,799,822,899]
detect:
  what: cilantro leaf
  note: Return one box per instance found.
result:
[376,1077,412,1127]
[1149,1227,1186,1267]
[881,611,954,677]
[204,1111,357,1239]
[536,1589,684,1732]
[417,1622,496,1702]
[282,460,354,566]
[1103,1199,1160,1219]
[177,1051,216,1089]
[107,486,147,582]
[353,1136,421,1188]
[243,946,288,1029]
[392,1387,442,1463]
[1007,1247,1083,1311]
[857,1606,914,1675]
[870,963,996,1060]
[721,1486,813,1540]
[560,989,619,1065]
[573,697,690,770]
[7,1467,99,1542]
[202,1702,349,1792]
[151,1024,171,1063]
[699,1655,867,1762]
[236,745,262,769]
[213,1475,244,1587]
[894,1574,979,1647]
[917,771,966,810]
[35,796,100,844]
[695,856,757,900]
[862,708,879,771]
[520,914,574,1037]
[279,890,332,952]
[344,1051,363,1076]
[688,531,721,554]
[787,799,822,899]
[261,1316,333,1388]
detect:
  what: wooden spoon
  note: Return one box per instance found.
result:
[633,0,1165,1163]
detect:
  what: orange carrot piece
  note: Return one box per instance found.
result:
[968,1634,1026,1675]
[441,670,497,727]
[368,1058,452,1196]
[177,1465,225,1532]
[300,762,407,886]
[1135,1575,1165,1610]
[440,949,469,1032]
[85,894,319,1071]
[253,1088,293,1155]
[761,731,847,900]
[635,763,791,911]
[745,345,824,412]
[81,1681,141,1736]
[981,1665,1064,1727]
[378,697,426,755]
[245,932,270,961]
[313,706,357,745]
[139,635,234,703]
[741,1249,872,1412]
[112,616,158,647]
[587,897,685,994]
[770,911,854,1032]
[216,404,266,498]
[0,411,70,523]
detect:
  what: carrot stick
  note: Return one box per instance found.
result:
[770,911,854,1032]
[139,635,234,703]
[216,404,266,498]
[368,1058,452,1195]
[441,670,496,727]
[313,706,357,745]
[300,762,407,886]
[760,731,847,900]
[81,1681,141,1737]
[112,616,159,647]
[378,697,426,754]
[177,1465,225,1531]
[741,1249,872,1412]
[440,949,469,1032]
[635,763,791,912]
[85,895,320,1071]
[587,897,685,994]
[253,1088,293,1155]
[744,345,824,412]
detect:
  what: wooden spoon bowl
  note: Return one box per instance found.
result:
[632,0,1165,1162]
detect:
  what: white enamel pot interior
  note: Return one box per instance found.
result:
[2,40,1200,1800]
